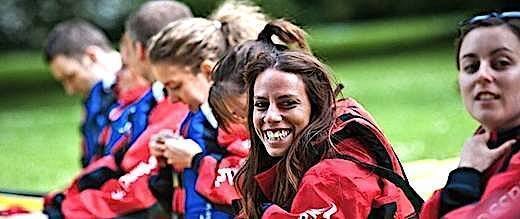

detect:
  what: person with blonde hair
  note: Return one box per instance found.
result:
[145,0,268,217]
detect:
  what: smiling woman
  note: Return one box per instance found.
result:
[252,68,311,157]
[236,22,420,218]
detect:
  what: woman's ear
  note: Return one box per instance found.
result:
[200,59,216,80]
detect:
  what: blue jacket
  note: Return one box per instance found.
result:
[102,88,158,157]
[179,103,231,218]
[81,81,117,167]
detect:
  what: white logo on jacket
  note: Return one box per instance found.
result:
[476,184,520,219]
[298,203,337,219]
[215,167,239,187]
[111,156,158,200]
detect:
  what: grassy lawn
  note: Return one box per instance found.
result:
[0,14,476,193]
[331,45,477,162]
[0,87,82,193]
[307,13,463,59]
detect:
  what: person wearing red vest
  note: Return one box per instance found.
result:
[235,25,420,218]
[420,11,520,219]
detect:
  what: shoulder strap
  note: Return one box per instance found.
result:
[335,153,423,215]
[331,109,423,215]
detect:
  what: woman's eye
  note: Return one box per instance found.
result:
[463,63,479,74]
[492,59,511,70]
[254,101,268,110]
[168,84,181,91]
[280,100,298,109]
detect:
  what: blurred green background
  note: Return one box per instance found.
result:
[0,0,516,193]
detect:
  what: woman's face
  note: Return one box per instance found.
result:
[458,25,520,131]
[152,63,212,112]
[252,68,311,157]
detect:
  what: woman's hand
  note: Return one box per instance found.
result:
[162,138,202,171]
[149,129,177,167]
[458,132,516,172]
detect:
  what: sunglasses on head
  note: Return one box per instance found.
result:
[460,11,520,26]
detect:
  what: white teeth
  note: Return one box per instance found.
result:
[477,93,498,100]
[267,131,274,139]
[265,130,290,141]
[480,94,494,100]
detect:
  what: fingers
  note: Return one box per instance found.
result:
[158,129,175,137]
[164,139,202,155]
[491,139,516,156]
[149,141,166,154]
[163,149,176,159]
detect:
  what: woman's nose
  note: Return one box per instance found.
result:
[264,105,282,123]
[476,63,495,84]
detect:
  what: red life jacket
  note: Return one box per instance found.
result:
[253,98,421,218]
[195,123,250,206]
[330,98,422,218]
[58,100,189,218]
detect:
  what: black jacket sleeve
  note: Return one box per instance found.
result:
[439,167,483,216]
[77,167,123,191]
[148,165,173,213]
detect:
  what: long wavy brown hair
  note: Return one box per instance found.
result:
[235,23,338,218]
[209,19,310,131]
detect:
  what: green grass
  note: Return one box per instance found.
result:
[307,13,463,59]
[0,88,81,193]
[0,51,49,81]
[331,45,477,161]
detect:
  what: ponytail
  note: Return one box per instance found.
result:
[147,0,268,74]
[210,0,268,48]
[257,19,311,54]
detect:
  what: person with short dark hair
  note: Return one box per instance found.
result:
[421,11,520,219]
[44,19,121,167]
[91,0,194,162]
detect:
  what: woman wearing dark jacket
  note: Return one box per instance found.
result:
[420,11,520,219]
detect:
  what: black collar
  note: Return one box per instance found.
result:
[488,124,520,154]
